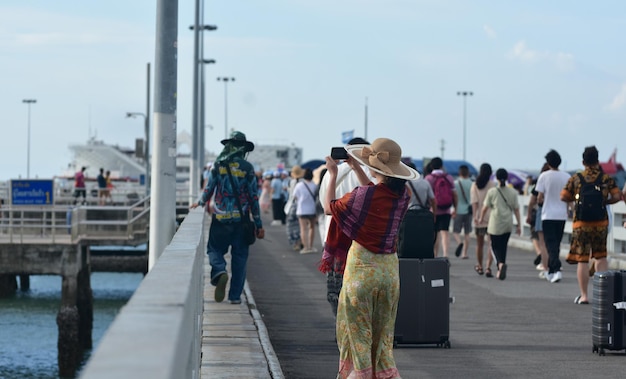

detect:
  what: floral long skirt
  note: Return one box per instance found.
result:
[336,243,401,379]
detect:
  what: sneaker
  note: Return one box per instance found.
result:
[540,271,553,281]
[550,271,562,283]
[270,220,281,226]
[229,299,242,305]
[214,273,228,303]
[536,263,544,271]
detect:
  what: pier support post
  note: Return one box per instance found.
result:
[77,245,93,349]
[0,274,17,297]
[57,275,80,377]
[56,245,92,377]
[19,274,30,291]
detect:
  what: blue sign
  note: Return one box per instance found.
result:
[11,179,54,205]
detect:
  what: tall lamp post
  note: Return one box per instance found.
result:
[125,63,151,196]
[22,99,37,178]
[456,91,473,161]
[190,19,217,200]
[126,112,150,196]
[217,77,235,139]
[199,59,215,169]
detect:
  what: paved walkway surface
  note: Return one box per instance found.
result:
[203,214,626,378]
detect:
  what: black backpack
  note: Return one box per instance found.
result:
[575,173,606,222]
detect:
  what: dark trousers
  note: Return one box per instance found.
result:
[490,232,511,265]
[271,198,286,224]
[542,220,565,274]
[207,217,249,302]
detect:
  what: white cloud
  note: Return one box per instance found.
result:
[510,40,539,63]
[483,24,496,39]
[509,40,575,72]
[605,83,626,112]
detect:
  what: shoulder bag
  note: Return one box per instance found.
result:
[497,187,514,211]
[458,179,472,215]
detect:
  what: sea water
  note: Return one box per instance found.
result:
[0,272,143,378]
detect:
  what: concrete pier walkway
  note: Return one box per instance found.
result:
[200,251,283,378]
[201,215,626,378]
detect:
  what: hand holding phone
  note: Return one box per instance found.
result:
[330,147,348,160]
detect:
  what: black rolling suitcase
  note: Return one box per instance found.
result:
[592,270,626,355]
[394,258,450,348]
[397,208,435,259]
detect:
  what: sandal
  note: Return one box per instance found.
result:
[485,268,493,278]
[497,263,507,280]
[574,295,589,304]
[474,265,484,275]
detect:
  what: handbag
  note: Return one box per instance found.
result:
[529,207,537,227]
[224,163,256,245]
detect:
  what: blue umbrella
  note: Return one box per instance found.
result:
[301,159,325,170]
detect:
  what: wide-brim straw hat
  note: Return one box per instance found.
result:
[290,165,305,179]
[312,164,327,185]
[344,138,419,180]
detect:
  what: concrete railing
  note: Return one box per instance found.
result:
[79,208,206,379]
[516,195,626,256]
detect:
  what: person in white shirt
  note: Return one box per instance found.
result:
[318,138,375,318]
[294,168,319,254]
[535,149,571,283]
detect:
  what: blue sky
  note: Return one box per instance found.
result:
[1,0,625,180]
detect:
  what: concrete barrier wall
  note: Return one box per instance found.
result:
[80,208,205,379]
[517,195,626,256]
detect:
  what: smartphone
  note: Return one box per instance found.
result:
[330,147,349,160]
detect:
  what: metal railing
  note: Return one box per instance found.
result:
[0,196,151,246]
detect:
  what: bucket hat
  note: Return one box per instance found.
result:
[220,131,254,152]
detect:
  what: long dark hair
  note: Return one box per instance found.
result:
[384,177,407,195]
[475,163,492,189]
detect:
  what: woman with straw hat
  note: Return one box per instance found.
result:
[322,137,418,379]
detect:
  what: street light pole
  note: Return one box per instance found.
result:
[126,112,149,196]
[217,77,235,139]
[190,12,217,200]
[200,59,215,170]
[22,99,37,178]
[456,91,473,161]
[145,62,151,195]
